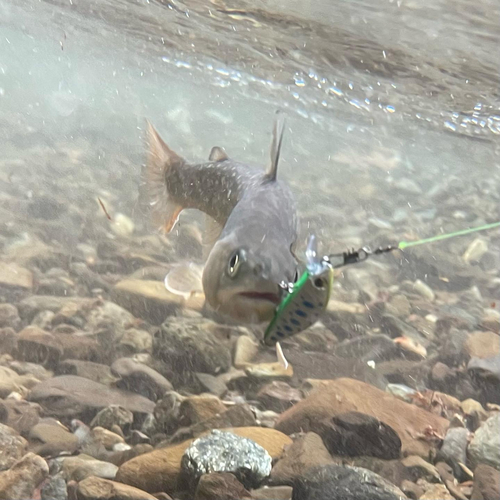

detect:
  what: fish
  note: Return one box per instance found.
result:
[142,111,299,323]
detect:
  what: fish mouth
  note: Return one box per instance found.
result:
[239,291,281,304]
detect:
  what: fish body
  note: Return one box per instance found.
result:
[143,112,298,323]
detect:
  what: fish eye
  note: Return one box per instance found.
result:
[313,277,325,289]
[227,250,242,277]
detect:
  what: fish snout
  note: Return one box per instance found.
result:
[252,261,269,279]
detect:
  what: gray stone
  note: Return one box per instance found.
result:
[111,357,173,402]
[292,464,407,500]
[41,472,68,500]
[316,411,402,460]
[468,413,500,469]
[437,427,470,477]
[181,430,272,489]
[90,406,134,433]
[0,424,28,471]
[153,317,231,387]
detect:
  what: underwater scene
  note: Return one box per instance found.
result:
[0,0,499,499]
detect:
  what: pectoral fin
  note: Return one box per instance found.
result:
[164,262,204,300]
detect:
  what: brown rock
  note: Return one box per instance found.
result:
[0,304,20,330]
[0,328,17,356]
[0,262,33,290]
[471,464,500,500]
[115,440,187,494]
[0,398,41,434]
[62,454,118,481]
[256,382,302,413]
[179,395,226,426]
[465,331,500,359]
[401,456,440,483]
[90,427,125,450]
[111,279,203,325]
[400,480,424,499]
[251,486,292,499]
[16,326,63,367]
[58,359,118,385]
[111,357,173,402]
[0,452,48,500]
[90,406,134,432]
[28,375,155,418]
[0,424,28,471]
[270,432,334,485]
[28,421,79,456]
[419,483,454,499]
[234,335,259,368]
[117,427,291,494]
[190,404,256,437]
[76,475,157,500]
[274,378,449,457]
[0,367,27,398]
[194,472,250,500]
[348,456,407,487]
[55,332,101,362]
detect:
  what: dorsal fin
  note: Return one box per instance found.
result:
[264,110,285,182]
[209,146,229,162]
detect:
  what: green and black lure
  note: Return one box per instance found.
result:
[264,221,500,346]
[264,235,334,345]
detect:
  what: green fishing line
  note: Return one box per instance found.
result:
[398,221,500,250]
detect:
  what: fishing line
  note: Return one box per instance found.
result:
[397,221,500,250]
[264,219,500,346]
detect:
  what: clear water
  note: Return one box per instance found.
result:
[1,0,500,496]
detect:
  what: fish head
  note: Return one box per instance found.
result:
[202,233,298,323]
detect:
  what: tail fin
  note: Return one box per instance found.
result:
[141,120,184,233]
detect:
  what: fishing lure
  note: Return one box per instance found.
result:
[264,235,334,345]
[264,220,500,345]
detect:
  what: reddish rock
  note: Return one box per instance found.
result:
[274,378,449,457]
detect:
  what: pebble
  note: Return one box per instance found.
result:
[152,317,232,387]
[292,464,406,500]
[76,476,157,500]
[412,280,435,301]
[468,413,500,469]
[41,472,68,500]
[316,411,402,460]
[194,472,250,500]
[270,432,334,485]
[61,454,119,481]
[181,430,272,489]
[471,464,500,500]
[462,238,488,263]
[0,423,28,471]
[0,452,49,500]
[234,335,259,368]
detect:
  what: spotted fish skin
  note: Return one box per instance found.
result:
[142,113,299,323]
[264,263,334,345]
